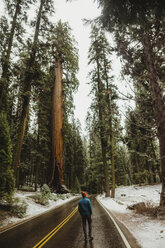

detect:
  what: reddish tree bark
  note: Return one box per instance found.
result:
[51,58,64,186]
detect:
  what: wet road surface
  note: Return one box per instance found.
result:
[0,196,127,248]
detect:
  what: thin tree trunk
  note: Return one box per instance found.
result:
[146,147,154,184]
[51,58,64,187]
[110,133,115,197]
[71,153,74,190]
[143,34,165,206]
[148,161,154,184]
[0,0,21,109]
[151,140,161,183]
[107,93,115,198]
[96,59,110,197]
[135,153,140,173]
[12,83,31,178]
[35,133,40,192]
[105,65,115,198]
[12,0,44,179]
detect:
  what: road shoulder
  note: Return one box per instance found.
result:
[97,197,141,248]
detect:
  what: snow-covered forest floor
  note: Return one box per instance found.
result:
[98,184,165,248]
[0,191,78,230]
[0,184,165,248]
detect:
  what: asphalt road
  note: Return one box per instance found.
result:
[0,196,127,248]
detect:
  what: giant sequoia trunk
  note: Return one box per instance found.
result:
[143,35,165,206]
[51,58,64,187]
[12,0,44,180]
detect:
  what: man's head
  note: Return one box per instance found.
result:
[81,191,87,198]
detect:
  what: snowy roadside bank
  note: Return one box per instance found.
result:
[97,184,165,248]
[0,191,78,232]
[1,185,165,248]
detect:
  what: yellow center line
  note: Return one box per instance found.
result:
[33,207,78,248]
[38,209,78,248]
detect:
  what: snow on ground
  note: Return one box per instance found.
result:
[97,184,165,248]
[1,184,165,248]
[0,191,78,229]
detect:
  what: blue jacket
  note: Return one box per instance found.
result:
[78,197,92,216]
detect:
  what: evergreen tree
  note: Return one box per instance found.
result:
[46,20,79,190]
[97,0,165,206]
[88,25,119,197]
[0,0,35,110]
[35,70,53,188]
[0,112,14,199]
[12,0,54,183]
[0,0,35,195]
[86,112,104,194]
[114,23,161,185]
[115,145,132,186]
[63,118,87,191]
[88,25,110,196]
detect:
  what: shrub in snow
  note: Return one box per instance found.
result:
[32,194,49,206]
[57,194,66,200]
[31,186,69,205]
[31,185,51,205]
[10,198,27,218]
[41,184,51,199]
[49,194,58,201]
[50,193,70,201]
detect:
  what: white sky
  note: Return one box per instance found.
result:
[53,0,101,133]
[53,0,127,133]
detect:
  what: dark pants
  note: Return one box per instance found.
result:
[81,215,92,239]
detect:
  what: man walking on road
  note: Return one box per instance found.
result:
[78,191,93,242]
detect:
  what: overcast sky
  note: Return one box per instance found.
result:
[53,0,102,133]
[53,0,126,133]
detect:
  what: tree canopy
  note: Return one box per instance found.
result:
[96,0,165,30]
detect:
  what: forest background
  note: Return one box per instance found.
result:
[0,0,165,211]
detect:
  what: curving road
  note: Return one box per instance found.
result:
[0,196,128,248]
